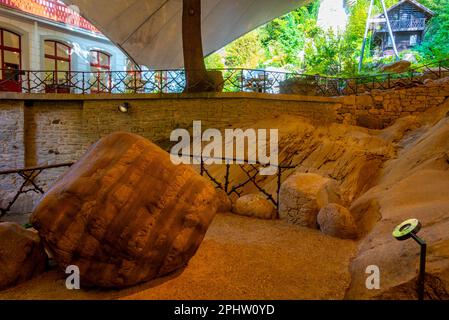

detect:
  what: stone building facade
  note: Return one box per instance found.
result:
[0,0,129,90]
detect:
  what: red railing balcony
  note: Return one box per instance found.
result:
[0,0,100,33]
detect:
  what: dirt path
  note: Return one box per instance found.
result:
[0,213,357,300]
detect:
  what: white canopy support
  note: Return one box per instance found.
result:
[63,0,311,69]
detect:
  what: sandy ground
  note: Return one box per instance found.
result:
[0,213,357,300]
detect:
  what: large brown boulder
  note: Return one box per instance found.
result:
[279,173,341,228]
[31,132,218,288]
[233,194,276,220]
[0,223,47,291]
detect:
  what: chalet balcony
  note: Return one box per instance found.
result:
[375,18,427,32]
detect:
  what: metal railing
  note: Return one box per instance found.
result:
[195,154,299,218]
[0,156,300,219]
[375,18,427,32]
[0,68,294,95]
[0,59,448,96]
[0,162,74,218]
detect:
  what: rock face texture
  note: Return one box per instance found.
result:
[380,60,411,73]
[346,101,449,299]
[0,223,47,290]
[210,104,449,299]
[207,105,449,299]
[31,132,218,288]
[317,203,358,239]
[234,194,276,220]
[279,173,341,228]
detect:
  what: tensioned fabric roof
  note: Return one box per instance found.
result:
[64,0,311,69]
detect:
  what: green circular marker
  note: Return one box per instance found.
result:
[393,218,421,241]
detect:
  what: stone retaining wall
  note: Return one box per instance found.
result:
[336,77,449,129]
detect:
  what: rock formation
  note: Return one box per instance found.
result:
[31,132,218,288]
[279,173,341,228]
[203,97,449,299]
[234,194,276,220]
[346,101,449,299]
[0,223,47,290]
[380,60,411,73]
[3,77,449,299]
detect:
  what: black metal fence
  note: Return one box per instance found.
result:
[0,162,74,218]
[0,157,299,219]
[0,68,294,95]
[0,59,448,96]
[195,155,298,218]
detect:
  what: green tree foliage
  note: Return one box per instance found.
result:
[204,52,225,69]
[416,0,449,61]
[259,2,320,71]
[224,30,265,69]
[303,29,358,76]
[205,0,448,75]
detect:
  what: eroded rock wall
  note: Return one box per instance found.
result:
[346,100,449,299]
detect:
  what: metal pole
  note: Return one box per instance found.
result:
[263,70,267,93]
[200,155,204,176]
[82,72,85,94]
[276,167,282,219]
[380,0,400,60]
[224,163,231,194]
[410,233,427,300]
[359,0,374,72]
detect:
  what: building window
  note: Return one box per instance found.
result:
[0,28,22,91]
[90,50,111,92]
[44,40,71,91]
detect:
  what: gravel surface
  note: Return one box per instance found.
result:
[0,213,357,300]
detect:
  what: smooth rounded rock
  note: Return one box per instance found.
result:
[317,203,358,239]
[234,194,276,220]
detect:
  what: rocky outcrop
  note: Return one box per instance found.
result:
[317,203,358,239]
[380,60,411,73]
[0,223,47,291]
[279,173,341,228]
[233,194,276,220]
[346,101,449,299]
[31,132,219,288]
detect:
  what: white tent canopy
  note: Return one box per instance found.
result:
[64,0,310,69]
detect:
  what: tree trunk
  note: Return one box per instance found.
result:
[182,0,215,92]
